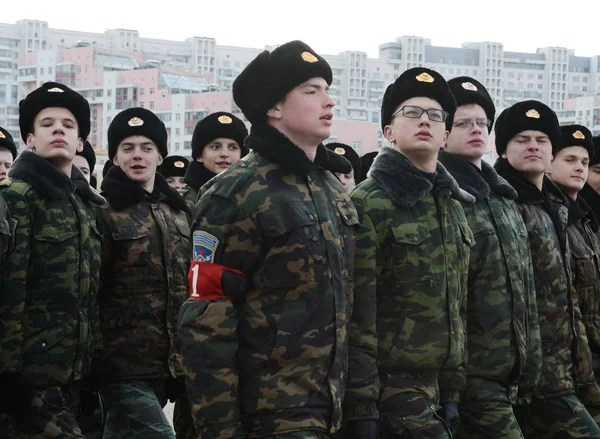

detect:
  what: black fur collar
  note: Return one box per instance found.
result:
[437,151,517,201]
[368,147,475,207]
[563,190,599,232]
[494,157,567,205]
[8,150,105,205]
[101,166,187,212]
[245,123,351,175]
[183,160,216,191]
[581,184,600,231]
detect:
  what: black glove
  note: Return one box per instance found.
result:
[344,419,379,439]
[165,377,186,403]
[0,373,34,415]
[440,402,460,434]
[78,387,100,417]
[513,404,530,434]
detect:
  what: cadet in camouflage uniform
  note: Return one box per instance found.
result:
[0,82,104,438]
[344,68,474,439]
[158,154,189,190]
[73,140,96,184]
[439,77,541,439]
[96,107,191,439]
[548,125,600,424]
[179,111,247,213]
[177,40,357,439]
[0,126,14,261]
[0,125,17,182]
[494,102,600,438]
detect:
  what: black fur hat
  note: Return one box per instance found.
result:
[447,76,495,131]
[19,81,90,142]
[191,112,248,160]
[559,125,594,160]
[107,107,168,159]
[0,126,17,159]
[158,155,189,178]
[233,40,332,124]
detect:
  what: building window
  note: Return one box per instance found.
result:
[140,88,144,95]
[150,88,155,95]
[175,142,180,150]
[150,101,154,109]
[107,103,112,111]
[139,101,144,108]
[353,141,362,151]
[107,89,112,97]
[176,113,181,122]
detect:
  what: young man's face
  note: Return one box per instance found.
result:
[72,155,91,182]
[0,148,13,181]
[198,137,242,174]
[166,176,185,190]
[503,130,553,177]
[26,107,83,164]
[445,104,489,161]
[268,77,335,146]
[587,164,600,195]
[548,146,589,197]
[384,97,449,156]
[113,136,163,187]
[335,169,355,193]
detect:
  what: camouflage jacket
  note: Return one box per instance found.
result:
[439,152,542,403]
[0,195,9,267]
[179,160,216,215]
[563,193,600,405]
[0,151,104,389]
[581,184,600,269]
[344,147,474,422]
[495,158,577,398]
[97,167,190,382]
[177,124,358,438]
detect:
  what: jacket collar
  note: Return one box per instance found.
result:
[438,151,518,201]
[368,146,475,207]
[245,123,352,175]
[8,150,104,205]
[101,165,187,211]
[183,160,216,191]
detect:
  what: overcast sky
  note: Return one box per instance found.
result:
[3,0,599,58]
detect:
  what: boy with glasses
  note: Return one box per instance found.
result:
[344,68,474,438]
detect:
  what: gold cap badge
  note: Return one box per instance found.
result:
[573,130,585,139]
[47,87,64,93]
[174,161,185,168]
[334,147,346,155]
[301,51,318,63]
[526,109,540,119]
[462,82,478,91]
[416,72,434,83]
[218,115,232,124]
[0,132,5,139]
[128,117,144,127]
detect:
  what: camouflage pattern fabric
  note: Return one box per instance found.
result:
[100,381,175,439]
[495,159,580,399]
[178,124,358,438]
[179,184,199,218]
[526,394,600,438]
[180,160,217,216]
[0,151,103,390]
[344,147,474,425]
[97,167,190,384]
[456,378,524,439]
[173,394,196,439]
[379,391,452,439]
[438,152,542,408]
[0,387,84,439]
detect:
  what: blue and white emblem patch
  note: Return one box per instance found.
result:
[193,231,219,262]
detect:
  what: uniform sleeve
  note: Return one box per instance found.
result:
[517,248,542,404]
[0,192,32,375]
[343,199,380,421]
[177,193,259,439]
[0,198,10,267]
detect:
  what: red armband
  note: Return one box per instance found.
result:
[188,260,245,301]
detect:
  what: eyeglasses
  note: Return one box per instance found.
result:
[392,105,448,123]
[452,118,491,129]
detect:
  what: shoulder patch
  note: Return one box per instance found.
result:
[193,230,219,263]
[7,218,18,254]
